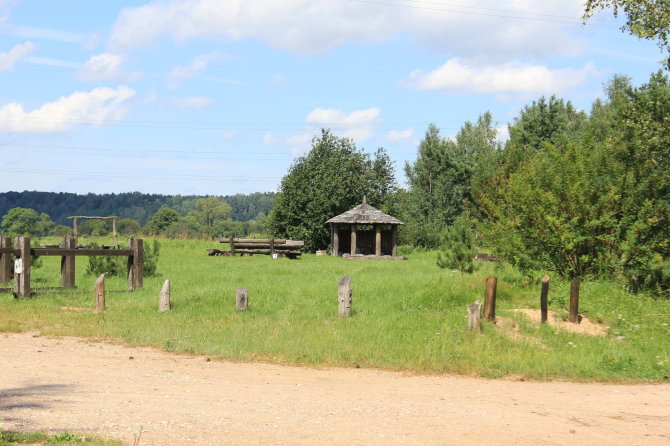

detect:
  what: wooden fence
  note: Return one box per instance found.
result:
[0,235,143,298]
[208,238,303,259]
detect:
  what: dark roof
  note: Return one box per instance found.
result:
[325,203,403,225]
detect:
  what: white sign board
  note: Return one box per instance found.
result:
[272,253,278,259]
[14,258,23,274]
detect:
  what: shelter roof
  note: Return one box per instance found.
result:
[325,203,403,225]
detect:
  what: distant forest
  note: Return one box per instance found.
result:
[0,191,276,225]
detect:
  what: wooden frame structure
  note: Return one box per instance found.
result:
[0,235,143,297]
[68,215,119,248]
[326,203,405,260]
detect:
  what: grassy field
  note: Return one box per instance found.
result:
[0,238,668,382]
[0,429,121,445]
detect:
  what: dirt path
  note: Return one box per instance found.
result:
[0,332,668,445]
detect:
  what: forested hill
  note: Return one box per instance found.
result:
[0,191,276,225]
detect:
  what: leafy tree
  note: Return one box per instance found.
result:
[34,213,55,237]
[52,225,72,237]
[584,0,670,68]
[1,207,39,236]
[403,114,497,247]
[267,129,397,252]
[188,197,232,229]
[436,216,478,275]
[146,207,181,234]
[117,218,141,235]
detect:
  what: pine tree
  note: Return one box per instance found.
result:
[436,217,477,275]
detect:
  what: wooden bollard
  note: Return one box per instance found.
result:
[540,275,550,324]
[467,300,482,332]
[338,275,352,317]
[236,288,248,311]
[568,278,580,323]
[13,236,31,298]
[158,280,171,312]
[94,274,105,312]
[483,276,497,322]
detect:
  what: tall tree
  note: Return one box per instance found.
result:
[267,129,396,252]
[403,114,497,247]
[189,197,232,228]
[584,0,670,69]
[146,207,181,234]
[1,207,40,237]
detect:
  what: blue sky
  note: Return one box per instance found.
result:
[0,0,665,196]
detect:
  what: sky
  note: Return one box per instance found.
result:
[0,0,665,196]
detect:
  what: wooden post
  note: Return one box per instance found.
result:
[73,217,78,238]
[391,226,398,257]
[236,288,248,311]
[60,235,76,288]
[94,274,105,312]
[483,276,497,322]
[350,225,357,255]
[0,236,10,285]
[629,274,639,295]
[230,237,236,256]
[375,225,382,257]
[338,275,352,317]
[569,278,580,323]
[158,280,170,312]
[112,217,118,248]
[467,300,482,332]
[13,237,31,298]
[127,238,144,290]
[332,225,339,256]
[540,275,550,324]
[269,238,275,255]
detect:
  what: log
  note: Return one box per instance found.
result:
[219,238,304,246]
[94,274,105,312]
[0,236,10,285]
[569,278,580,323]
[236,288,248,311]
[338,275,352,317]
[540,275,550,324]
[13,237,30,298]
[483,276,497,322]
[158,280,171,312]
[222,243,302,250]
[467,300,482,332]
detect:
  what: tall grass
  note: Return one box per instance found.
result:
[1,238,668,381]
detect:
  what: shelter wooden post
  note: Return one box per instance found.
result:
[350,224,357,255]
[338,275,352,317]
[540,275,550,324]
[332,224,339,256]
[112,217,118,248]
[391,226,398,257]
[158,280,170,312]
[60,235,76,288]
[94,274,105,312]
[483,276,497,322]
[0,236,11,285]
[569,278,580,323]
[127,238,144,290]
[236,288,248,311]
[13,236,31,298]
[375,225,382,256]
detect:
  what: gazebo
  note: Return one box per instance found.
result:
[325,203,404,260]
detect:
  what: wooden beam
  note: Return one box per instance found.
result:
[375,225,382,257]
[60,235,76,288]
[350,224,357,255]
[31,248,133,256]
[0,236,10,285]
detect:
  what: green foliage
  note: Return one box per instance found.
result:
[436,216,478,274]
[146,207,181,234]
[0,428,122,445]
[188,197,232,235]
[584,0,670,69]
[117,218,141,235]
[52,225,72,237]
[1,207,39,236]
[474,72,670,294]
[268,129,397,252]
[403,114,497,247]
[86,240,160,278]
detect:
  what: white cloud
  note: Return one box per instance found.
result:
[306,107,381,141]
[166,52,220,89]
[165,96,214,109]
[0,41,37,70]
[77,52,140,82]
[25,56,80,69]
[2,23,88,43]
[108,0,586,60]
[0,86,136,134]
[385,129,415,143]
[402,58,598,94]
[263,132,311,156]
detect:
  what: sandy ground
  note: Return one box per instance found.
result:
[0,332,668,446]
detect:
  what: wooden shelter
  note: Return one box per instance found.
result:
[326,203,404,260]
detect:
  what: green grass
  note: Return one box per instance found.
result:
[1,237,669,382]
[0,430,121,445]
